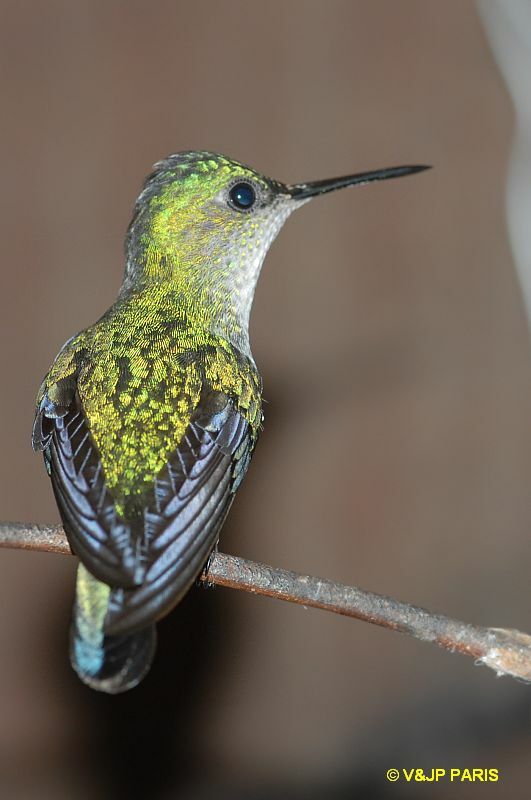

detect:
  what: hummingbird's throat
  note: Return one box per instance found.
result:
[126,196,296,356]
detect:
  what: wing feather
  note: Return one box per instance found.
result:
[104,397,252,634]
[34,382,256,635]
[48,404,141,586]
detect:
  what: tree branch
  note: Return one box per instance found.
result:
[1,521,530,683]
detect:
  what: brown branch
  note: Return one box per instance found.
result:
[1,521,530,683]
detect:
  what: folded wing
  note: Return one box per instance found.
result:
[33,385,255,634]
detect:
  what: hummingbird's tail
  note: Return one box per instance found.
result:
[70,563,156,694]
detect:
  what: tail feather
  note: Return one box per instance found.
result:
[70,563,156,694]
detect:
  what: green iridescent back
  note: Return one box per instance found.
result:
[38,285,262,516]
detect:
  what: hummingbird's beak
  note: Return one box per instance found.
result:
[287,164,430,200]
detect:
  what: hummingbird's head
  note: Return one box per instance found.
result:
[125,150,295,288]
[124,150,428,354]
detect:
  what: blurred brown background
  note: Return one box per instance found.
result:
[0,1,530,798]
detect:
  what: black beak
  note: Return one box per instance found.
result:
[287,164,430,200]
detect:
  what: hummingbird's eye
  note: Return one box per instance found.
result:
[228,181,256,211]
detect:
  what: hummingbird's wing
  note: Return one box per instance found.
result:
[33,389,143,588]
[34,380,256,632]
[103,391,254,634]
[31,332,135,584]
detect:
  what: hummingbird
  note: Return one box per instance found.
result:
[32,151,428,693]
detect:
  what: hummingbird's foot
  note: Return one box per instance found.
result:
[197,543,218,589]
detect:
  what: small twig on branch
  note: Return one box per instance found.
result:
[1,521,530,683]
